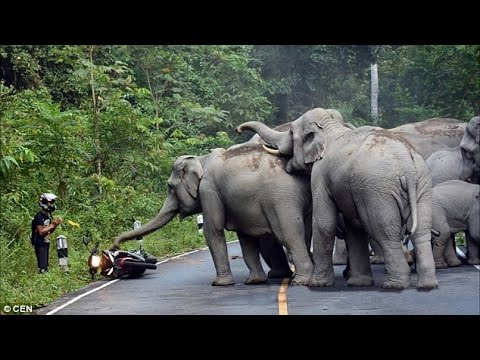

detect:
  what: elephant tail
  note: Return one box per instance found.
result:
[400,174,418,241]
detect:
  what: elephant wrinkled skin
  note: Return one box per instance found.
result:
[113,144,313,286]
[238,108,438,290]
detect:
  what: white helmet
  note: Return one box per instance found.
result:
[39,193,57,212]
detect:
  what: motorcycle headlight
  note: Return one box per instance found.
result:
[89,254,101,268]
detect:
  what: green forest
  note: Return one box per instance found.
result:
[1,45,479,312]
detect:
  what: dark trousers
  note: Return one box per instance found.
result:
[34,243,50,272]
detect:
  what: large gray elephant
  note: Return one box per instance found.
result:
[431,180,480,267]
[113,143,313,286]
[336,117,467,265]
[238,107,438,289]
[460,116,480,168]
[249,116,467,267]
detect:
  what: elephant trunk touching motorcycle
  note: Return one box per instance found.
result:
[113,144,312,287]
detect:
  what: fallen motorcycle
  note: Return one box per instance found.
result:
[87,240,157,280]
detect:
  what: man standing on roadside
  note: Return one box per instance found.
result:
[31,193,63,273]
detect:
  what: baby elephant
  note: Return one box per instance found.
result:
[431,180,480,267]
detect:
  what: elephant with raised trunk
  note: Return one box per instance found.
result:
[113,143,313,286]
[238,108,438,290]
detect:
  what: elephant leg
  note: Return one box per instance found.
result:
[444,234,462,267]
[432,210,451,269]
[466,232,480,265]
[344,224,373,287]
[369,237,385,264]
[201,185,234,286]
[411,194,438,290]
[258,235,293,278]
[342,256,350,280]
[363,204,411,289]
[466,214,480,264]
[304,209,313,259]
[237,233,268,284]
[271,208,313,286]
[332,238,348,265]
[310,186,337,287]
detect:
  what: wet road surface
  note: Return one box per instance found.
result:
[36,242,479,315]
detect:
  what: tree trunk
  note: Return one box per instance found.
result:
[143,65,160,130]
[88,45,102,195]
[277,94,289,123]
[370,62,379,125]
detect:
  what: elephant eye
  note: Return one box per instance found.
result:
[305,132,314,142]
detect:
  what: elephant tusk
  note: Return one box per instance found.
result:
[318,138,327,160]
[319,148,326,160]
[431,229,441,237]
[262,144,280,156]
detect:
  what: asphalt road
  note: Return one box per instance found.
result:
[36,241,480,315]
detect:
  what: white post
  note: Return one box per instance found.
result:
[371,62,379,125]
[197,214,204,234]
[134,220,143,249]
[56,235,68,272]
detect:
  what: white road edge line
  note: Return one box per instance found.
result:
[46,240,239,315]
[456,246,480,270]
[46,279,120,315]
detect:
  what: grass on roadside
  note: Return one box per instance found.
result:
[1,215,236,315]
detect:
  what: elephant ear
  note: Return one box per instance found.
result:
[179,156,204,198]
[303,120,326,164]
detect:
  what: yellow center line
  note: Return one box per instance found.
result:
[278,278,290,315]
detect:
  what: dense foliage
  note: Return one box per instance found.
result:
[1,45,478,313]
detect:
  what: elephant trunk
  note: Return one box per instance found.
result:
[114,196,178,246]
[237,121,293,156]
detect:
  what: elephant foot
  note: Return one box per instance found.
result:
[290,274,311,286]
[268,268,293,279]
[416,270,438,290]
[369,255,385,264]
[467,257,480,265]
[212,275,235,286]
[446,256,462,267]
[332,255,347,265]
[342,267,350,280]
[245,276,268,285]
[382,275,411,290]
[309,275,335,287]
[347,275,374,287]
[435,261,448,269]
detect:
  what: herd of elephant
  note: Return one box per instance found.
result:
[113,108,480,290]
